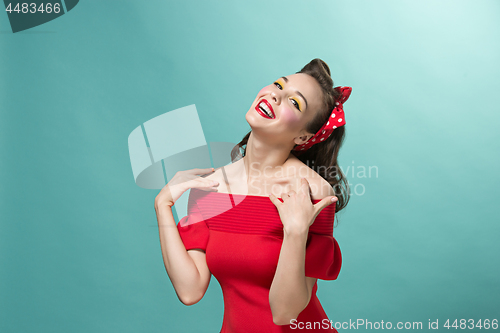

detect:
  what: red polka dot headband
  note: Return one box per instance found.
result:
[293,86,352,153]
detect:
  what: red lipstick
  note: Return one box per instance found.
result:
[255,99,275,119]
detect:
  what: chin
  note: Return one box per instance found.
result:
[245,110,252,126]
[245,108,259,128]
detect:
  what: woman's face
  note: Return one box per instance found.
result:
[245,73,324,148]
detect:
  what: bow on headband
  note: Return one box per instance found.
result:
[293,86,352,153]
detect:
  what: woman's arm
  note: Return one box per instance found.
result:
[153,168,216,305]
[269,228,317,325]
[155,203,211,306]
[268,176,336,325]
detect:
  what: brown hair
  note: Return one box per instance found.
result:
[231,58,350,219]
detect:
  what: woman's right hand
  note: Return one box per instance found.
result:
[154,167,219,210]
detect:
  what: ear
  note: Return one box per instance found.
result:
[293,131,314,146]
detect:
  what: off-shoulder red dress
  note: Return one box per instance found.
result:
[176,188,342,333]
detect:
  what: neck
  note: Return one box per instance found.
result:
[242,131,297,182]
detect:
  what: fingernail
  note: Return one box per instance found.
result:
[331,197,337,202]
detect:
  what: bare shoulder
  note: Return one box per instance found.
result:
[199,161,241,193]
[309,176,335,201]
[287,158,334,201]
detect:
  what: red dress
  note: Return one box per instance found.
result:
[176,188,342,333]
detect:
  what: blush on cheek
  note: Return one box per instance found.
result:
[280,107,300,124]
[257,86,271,96]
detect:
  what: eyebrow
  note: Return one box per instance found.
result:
[281,76,308,109]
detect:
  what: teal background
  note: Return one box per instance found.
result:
[1,1,499,332]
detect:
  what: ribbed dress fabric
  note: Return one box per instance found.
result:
[177,188,342,332]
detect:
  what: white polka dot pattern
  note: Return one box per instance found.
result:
[293,86,352,154]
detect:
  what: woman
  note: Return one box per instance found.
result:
[154,58,351,332]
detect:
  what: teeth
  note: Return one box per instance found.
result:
[259,106,270,117]
[259,101,273,118]
[260,102,271,113]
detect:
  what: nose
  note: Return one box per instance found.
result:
[271,91,281,105]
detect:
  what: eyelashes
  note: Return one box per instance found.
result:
[273,80,302,111]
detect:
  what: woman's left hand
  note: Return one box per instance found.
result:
[269,178,338,234]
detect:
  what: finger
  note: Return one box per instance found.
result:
[287,190,296,196]
[313,196,337,215]
[191,167,215,175]
[193,178,219,187]
[268,193,282,207]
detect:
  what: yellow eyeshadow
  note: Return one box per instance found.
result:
[293,98,303,110]
[275,79,302,110]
